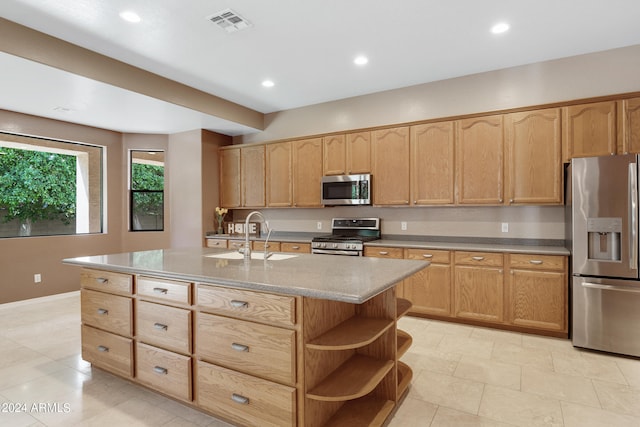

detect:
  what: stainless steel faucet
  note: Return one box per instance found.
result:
[242,211,272,260]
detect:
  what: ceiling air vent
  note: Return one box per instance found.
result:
[207,9,251,33]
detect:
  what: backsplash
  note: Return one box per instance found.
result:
[233,205,565,240]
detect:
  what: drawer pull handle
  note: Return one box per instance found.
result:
[529,260,543,265]
[231,343,249,352]
[97,308,108,315]
[231,393,250,405]
[291,246,300,250]
[96,277,109,284]
[153,366,168,375]
[153,323,168,331]
[230,300,248,309]
[379,251,389,255]
[472,256,485,261]
[97,345,109,352]
[422,254,433,258]
[153,287,168,294]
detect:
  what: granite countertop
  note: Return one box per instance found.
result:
[63,247,428,304]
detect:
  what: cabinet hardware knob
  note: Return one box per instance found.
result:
[230,300,249,309]
[97,345,109,352]
[472,256,485,261]
[499,269,503,274]
[153,323,168,331]
[529,260,543,265]
[97,308,108,315]
[153,287,168,294]
[499,199,504,203]
[231,343,250,352]
[509,199,514,204]
[96,278,108,284]
[422,254,433,258]
[153,366,168,375]
[231,393,250,405]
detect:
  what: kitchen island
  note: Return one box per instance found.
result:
[64,247,428,427]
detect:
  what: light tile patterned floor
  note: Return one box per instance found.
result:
[1,292,639,426]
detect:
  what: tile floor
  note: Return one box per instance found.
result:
[0,292,639,426]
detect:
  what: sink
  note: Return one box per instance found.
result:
[205,252,298,261]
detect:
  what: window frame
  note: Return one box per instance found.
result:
[129,150,165,232]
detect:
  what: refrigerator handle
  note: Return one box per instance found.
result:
[630,163,638,270]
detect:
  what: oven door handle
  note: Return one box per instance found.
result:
[312,249,361,256]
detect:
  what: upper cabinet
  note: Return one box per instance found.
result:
[266,142,293,207]
[505,108,563,205]
[323,131,371,175]
[219,148,241,208]
[622,97,640,154]
[410,121,455,205]
[563,101,617,159]
[372,127,410,205]
[241,145,265,208]
[292,138,323,207]
[456,115,504,205]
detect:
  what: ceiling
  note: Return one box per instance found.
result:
[1,0,640,136]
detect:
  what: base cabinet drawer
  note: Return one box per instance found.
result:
[136,301,192,354]
[136,343,192,402]
[137,276,192,305]
[81,289,133,336]
[81,269,133,295]
[81,325,133,378]
[196,360,295,427]
[196,312,295,385]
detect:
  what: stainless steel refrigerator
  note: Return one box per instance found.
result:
[571,154,640,357]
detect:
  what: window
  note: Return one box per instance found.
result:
[130,150,165,231]
[0,132,103,238]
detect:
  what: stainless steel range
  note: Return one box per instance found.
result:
[311,218,380,256]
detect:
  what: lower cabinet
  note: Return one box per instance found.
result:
[81,324,133,378]
[136,342,192,402]
[403,249,452,317]
[454,251,505,324]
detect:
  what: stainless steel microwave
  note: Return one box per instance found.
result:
[321,174,371,205]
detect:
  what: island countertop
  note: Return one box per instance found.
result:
[64,247,429,304]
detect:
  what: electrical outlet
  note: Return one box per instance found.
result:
[501,222,509,233]
[34,274,41,283]
[401,221,407,231]
[317,221,322,230]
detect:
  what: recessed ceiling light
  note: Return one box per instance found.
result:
[491,22,510,34]
[354,55,369,66]
[120,10,141,23]
[261,80,275,88]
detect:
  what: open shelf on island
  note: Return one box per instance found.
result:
[306,354,394,401]
[397,298,412,319]
[323,395,395,427]
[397,361,413,398]
[306,317,394,350]
[396,329,412,359]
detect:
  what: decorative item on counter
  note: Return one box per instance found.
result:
[226,221,261,236]
[215,207,228,234]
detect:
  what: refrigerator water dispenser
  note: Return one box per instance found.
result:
[587,218,622,262]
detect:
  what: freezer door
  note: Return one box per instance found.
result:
[572,276,640,357]
[572,154,640,278]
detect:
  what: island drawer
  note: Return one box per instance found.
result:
[137,276,192,305]
[196,312,296,385]
[136,301,192,355]
[136,342,192,402]
[81,325,133,378]
[280,242,311,253]
[196,284,296,327]
[455,251,504,267]
[509,254,566,271]
[364,246,404,258]
[196,360,295,427]
[81,289,133,337]
[81,269,133,295]
[405,248,450,263]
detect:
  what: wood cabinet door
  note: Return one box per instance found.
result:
[454,266,504,323]
[323,134,346,176]
[241,145,265,207]
[508,269,567,332]
[411,121,455,205]
[505,108,563,205]
[346,131,371,174]
[266,142,292,207]
[293,138,323,207]
[219,148,240,208]
[456,115,504,205]
[372,127,410,205]
[563,101,617,158]
[404,263,452,317]
[623,97,640,154]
